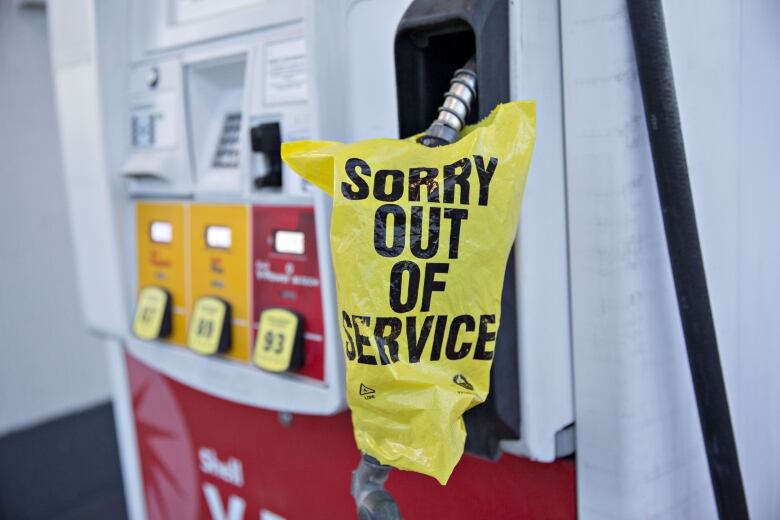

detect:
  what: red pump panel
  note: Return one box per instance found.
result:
[129,353,576,519]
[251,205,325,380]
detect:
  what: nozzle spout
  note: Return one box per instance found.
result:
[351,454,400,520]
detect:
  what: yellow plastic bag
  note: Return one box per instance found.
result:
[282,101,535,484]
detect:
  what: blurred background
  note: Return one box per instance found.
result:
[0,0,778,519]
[0,1,123,518]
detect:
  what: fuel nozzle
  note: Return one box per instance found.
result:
[350,57,478,520]
[351,454,399,520]
[417,57,477,147]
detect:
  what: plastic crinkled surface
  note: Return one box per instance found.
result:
[281,101,536,484]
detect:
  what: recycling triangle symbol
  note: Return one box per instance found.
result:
[359,383,375,396]
[453,374,474,391]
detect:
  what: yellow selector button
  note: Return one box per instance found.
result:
[253,308,304,373]
[188,296,231,355]
[132,286,172,340]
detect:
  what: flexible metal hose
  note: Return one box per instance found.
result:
[418,57,477,147]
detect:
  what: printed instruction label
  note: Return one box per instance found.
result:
[264,38,308,105]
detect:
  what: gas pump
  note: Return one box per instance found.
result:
[49,0,578,518]
[49,0,351,517]
[122,2,346,414]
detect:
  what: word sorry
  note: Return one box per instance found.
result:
[342,155,498,309]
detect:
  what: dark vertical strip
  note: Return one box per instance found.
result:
[626,1,749,518]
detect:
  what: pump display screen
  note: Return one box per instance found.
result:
[149,221,173,244]
[205,225,232,249]
[274,230,305,255]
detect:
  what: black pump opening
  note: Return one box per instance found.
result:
[395,24,476,139]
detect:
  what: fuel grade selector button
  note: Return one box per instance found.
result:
[188,296,232,355]
[132,286,172,340]
[253,308,304,373]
